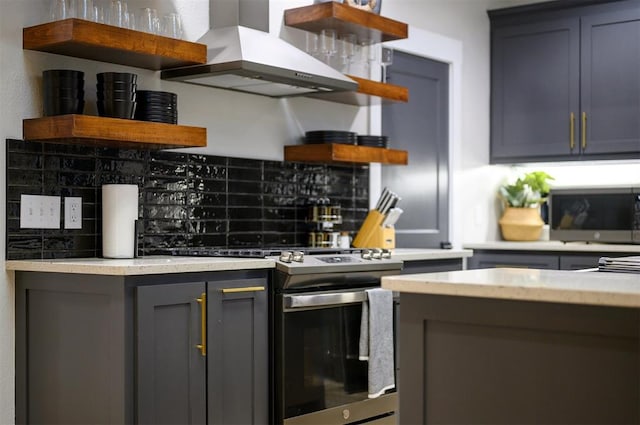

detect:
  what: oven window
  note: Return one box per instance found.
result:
[283,304,368,419]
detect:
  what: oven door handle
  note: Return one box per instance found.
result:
[284,290,367,310]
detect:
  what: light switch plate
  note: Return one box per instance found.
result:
[64,197,82,229]
[20,194,61,229]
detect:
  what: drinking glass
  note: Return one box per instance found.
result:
[75,0,94,20]
[93,2,105,23]
[339,33,357,73]
[319,29,337,66]
[139,8,159,34]
[381,47,393,83]
[107,0,124,26]
[161,13,183,39]
[50,0,70,21]
[305,32,319,59]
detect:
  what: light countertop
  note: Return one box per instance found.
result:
[391,248,473,261]
[463,241,640,253]
[5,256,276,276]
[382,268,640,308]
[4,249,471,276]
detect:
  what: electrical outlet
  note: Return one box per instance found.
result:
[20,194,61,229]
[65,197,82,229]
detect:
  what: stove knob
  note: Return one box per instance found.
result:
[279,251,293,263]
[292,251,305,263]
[361,249,372,260]
[381,249,392,259]
[371,249,382,259]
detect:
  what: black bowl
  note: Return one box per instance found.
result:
[44,87,85,100]
[97,100,136,119]
[43,98,84,116]
[137,90,177,100]
[97,90,137,101]
[97,72,137,84]
[43,69,84,79]
[97,82,137,92]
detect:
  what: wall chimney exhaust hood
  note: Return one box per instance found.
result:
[161,0,358,97]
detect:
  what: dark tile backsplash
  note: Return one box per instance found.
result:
[5,139,369,259]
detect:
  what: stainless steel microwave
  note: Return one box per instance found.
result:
[549,186,640,244]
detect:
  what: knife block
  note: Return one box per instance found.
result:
[352,210,396,249]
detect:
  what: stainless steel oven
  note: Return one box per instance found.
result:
[271,250,402,425]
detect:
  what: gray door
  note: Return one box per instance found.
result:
[490,18,581,162]
[580,7,640,156]
[137,282,207,425]
[382,51,449,248]
[207,278,269,425]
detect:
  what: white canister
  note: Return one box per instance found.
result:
[102,184,139,258]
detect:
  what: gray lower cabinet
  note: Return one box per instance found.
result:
[490,0,640,163]
[16,269,269,425]
[468,250,635,271]
[399,293,640,424]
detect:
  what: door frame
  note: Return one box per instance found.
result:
[369,27,463,248]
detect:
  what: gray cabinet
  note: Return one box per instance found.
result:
[468,252,559,270]
[490,0,640,163]
[136,282,207,425]
[16,269,269,425]
[206,278,268,425]
[136,276,268,425]
[468,250,635,271]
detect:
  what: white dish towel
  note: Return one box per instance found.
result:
[359,288,396,398]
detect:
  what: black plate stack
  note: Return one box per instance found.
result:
[357,135,389,148]
[305,130,357,145]
[97,72,137,119]
[42,69,85,116]
[134,91,178,124]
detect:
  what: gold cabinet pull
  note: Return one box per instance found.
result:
[221,286,266,294]
[196,293,206,356]
[581,112,587,150]
[569,112,575,150]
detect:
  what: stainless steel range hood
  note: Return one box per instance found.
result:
[161,0,358,97]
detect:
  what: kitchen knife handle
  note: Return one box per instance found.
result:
[581,112,587,150]
[196,293,207,356]
[569,112,575,150]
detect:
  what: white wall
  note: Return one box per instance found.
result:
[1,0,639,422]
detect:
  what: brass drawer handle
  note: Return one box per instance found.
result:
[221,286,266,294]
[581,112,587,150]
[196,293,206,356]
[570,112,575,150]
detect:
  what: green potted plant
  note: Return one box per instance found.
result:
[498,171,554,241]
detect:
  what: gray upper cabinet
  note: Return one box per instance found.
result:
[490,0,640,163]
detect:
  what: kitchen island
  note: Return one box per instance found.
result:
[382,268,640,425]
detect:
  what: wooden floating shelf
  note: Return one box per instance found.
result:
[309,75,409,105]
[284,144,408,165]
[23,19,207,70]
[284,2,408,43]
[23,115,207,149]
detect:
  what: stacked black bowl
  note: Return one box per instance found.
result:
[97,72,137,119]
[357,135,389,148]
[305,130,358,145]
[134,91,178,124]
[42,69,85,116]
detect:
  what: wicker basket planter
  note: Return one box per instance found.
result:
[499,207,544,241]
